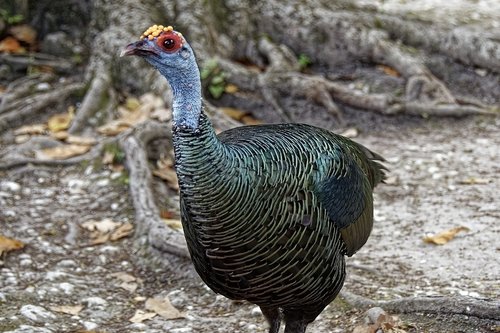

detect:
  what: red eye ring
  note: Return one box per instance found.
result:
[157,32,183,52]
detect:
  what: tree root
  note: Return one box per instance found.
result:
[0,53,73,74]
[0,81,84,133]
[340,290,500,321]
[218,56,497,119]
[69,67,113,134]
[119,120,190,260]
[0,141,104,170]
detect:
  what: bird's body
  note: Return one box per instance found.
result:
[123,25,386,333]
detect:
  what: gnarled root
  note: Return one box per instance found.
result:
[340,290,500,321]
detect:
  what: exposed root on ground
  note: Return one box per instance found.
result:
[0,78,84,133]
[340,290,500,321]
[120,120,190,261]
[69,67,113,134]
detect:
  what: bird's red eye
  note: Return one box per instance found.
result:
[157,32,183,52]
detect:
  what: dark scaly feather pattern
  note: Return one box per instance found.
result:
[174,112,385,317]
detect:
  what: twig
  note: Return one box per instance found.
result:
[340,290,500,320]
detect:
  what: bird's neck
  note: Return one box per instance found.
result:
[161,68,202,130]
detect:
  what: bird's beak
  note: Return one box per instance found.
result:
[120,40,159,57]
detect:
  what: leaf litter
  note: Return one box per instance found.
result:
[81,218,133,245]
[423,226,470,245]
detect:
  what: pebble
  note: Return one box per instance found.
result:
[83,296,108,307]
[129,323,149,330]
[57,259,77,267]
[250,306,262,317]
[20,305,56,322]
[170,328,192,333]
[45,271,68,281]
[4,210,16,217]
[364,307,386,324]
[96,179,110,187]
[82,321,98,330]
[0,181,21,193]
[59,282,75,294]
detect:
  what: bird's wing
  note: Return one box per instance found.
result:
[314,142,383,256]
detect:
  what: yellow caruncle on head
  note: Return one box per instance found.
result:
[140,24,177,40]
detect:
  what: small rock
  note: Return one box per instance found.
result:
[82,321,98,330]
[251,306,262,317]
[0,181,21,193]
[96,179,110,187]
[59,282,75,294]
[129,323,149,330]
[57,259,77,267]
[36,82,51,91]
[4,210,16,217]
[247,324,257,330]
[45,271,68,281]
[364,307,386,325]
[83,296,108,307]
[20,305,56,322]
[170,328,192,333]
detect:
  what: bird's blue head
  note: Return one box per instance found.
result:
[121,25,202,129]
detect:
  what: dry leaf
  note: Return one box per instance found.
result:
[65,135,97,146]
[163,219,183,231]
[129,310,156,323]
[110,223,134,241]
[50,305,83,316]
[14,124,47,135]
[150,108,171,122]
[47,108,74,133]
[145,297,184,320]
[111,272,136,283]
[38,144,91,160]
[97,121,132,136]
[120,281,138,293]
[9,25,37,45]
[0,235,25,255]
[458,177,491,185]
[153,157,179,190]
[224,84,239,94]
[50,131,69,140]
[160,209,175,219]
[241,115,262,125]
[423,226,470,245]
[102,151,115,165]
[82,219,132,244]
[0,36,24,53]
[220,107,248,121]
[377,64,401,77]
[125,97,141,111]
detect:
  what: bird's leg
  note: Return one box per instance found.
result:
[283,318,308,333]
[260,306,281,333]
[283,309,316,333]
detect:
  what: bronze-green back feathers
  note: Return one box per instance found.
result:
[174,114,386,311]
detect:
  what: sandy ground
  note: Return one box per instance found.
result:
[1,112,499,333]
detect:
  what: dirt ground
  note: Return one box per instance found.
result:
[1,111,499,333]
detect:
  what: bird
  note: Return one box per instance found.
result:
[122,24,386,333]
